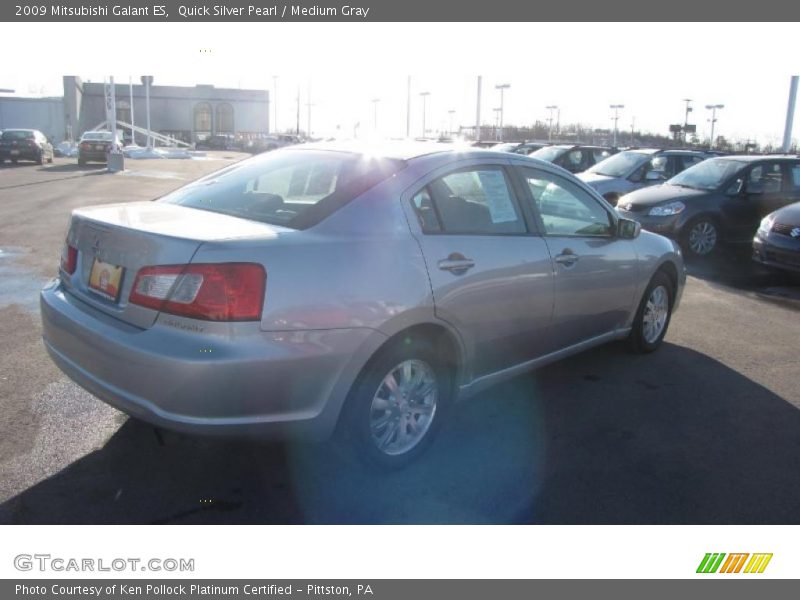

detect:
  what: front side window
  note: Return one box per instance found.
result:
[521,168,613,237]
[161,150,405,229]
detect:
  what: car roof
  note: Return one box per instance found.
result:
[295,140,502,161]
[712,154,800,162]
[2,128,37,133]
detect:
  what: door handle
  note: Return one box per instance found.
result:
[438,253,475,274]
[554,251,579,266]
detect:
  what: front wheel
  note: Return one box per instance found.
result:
[339,338,452,468]
[683,217,719,257]
[628,271,674,353]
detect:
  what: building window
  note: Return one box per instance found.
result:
[194,102,212,136]
[216,103,234,134]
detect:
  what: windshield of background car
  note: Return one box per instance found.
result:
[531,146,568,162]
[587,151,650,178]
[668,158,746,191]
[160,149,407,229]
[2,131,34,140]
[492,143,519,152]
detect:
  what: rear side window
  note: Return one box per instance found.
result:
[411,167,527,235]
[748,163,784,193]
[160,150,406,229]
[790,164,800,189]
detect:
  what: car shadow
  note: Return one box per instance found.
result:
[687,244,800,292]
[1,342,799,524]
[39,163,107,173]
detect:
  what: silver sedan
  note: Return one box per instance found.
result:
[41,142,685,467]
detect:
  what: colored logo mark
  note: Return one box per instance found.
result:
[696,553,773,574]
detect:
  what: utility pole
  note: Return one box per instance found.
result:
[546,105,558,141]
[296,85,301,136]
[272,76,278,134]
[682,98,693,143]
[782,76,798,153]
[448,109,455,137]
[630,116,635,147]
[141,76,153,149]
[495,83,510,142]
[705,104,724,149]
[306,82,313,139]
[372,98,380,131]
[475,75,482,142]
[129,77,135,145]
[419,91,430,138]
[610,104,624,147]
[406,76,411,138]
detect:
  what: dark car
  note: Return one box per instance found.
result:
[78,131,121,165]
[530,144,618,173]
[489,140,551,155]
[0,129,54,165]
[196,134,236,150]
[753,201,800,274]
[616,156,800,257]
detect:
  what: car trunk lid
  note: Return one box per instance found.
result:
[63,201,289,329]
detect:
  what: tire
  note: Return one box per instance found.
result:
[36,152,45,165]
[338,337,453,469]
[78,158,86,166]
[682,217,720,258]
[628,271,674,353]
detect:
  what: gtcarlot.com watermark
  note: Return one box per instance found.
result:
[14,554,195,573]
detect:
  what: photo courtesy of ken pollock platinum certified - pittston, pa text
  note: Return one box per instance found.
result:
[15,584,374,596]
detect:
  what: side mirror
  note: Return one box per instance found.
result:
[617,217,641,239]
[645,170,666,182]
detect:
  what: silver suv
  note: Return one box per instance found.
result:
[41,142,685,467]
[579,148,708,206]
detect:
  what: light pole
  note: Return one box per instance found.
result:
[140,76,153,149]
[419,91,430,138]
[448,109,455,137]
[495,83,510,141]
[272,76,278,134]
[682,98,692,143]
[493,107,502,140]
[705,104,724,149]
[546,105,558,141]
[610,104,624,147]
[372,98,380,131]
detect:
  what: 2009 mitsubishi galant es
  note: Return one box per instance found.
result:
[41,142,685,466]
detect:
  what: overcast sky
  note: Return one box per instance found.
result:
[2,22,798,145]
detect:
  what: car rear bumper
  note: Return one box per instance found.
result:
[40,280,382,440]
[0,149,41,161]
[79,151,109,162]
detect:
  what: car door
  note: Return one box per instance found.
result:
[728,161,794,240]
[515,165,638,350]
[404,161,555,379]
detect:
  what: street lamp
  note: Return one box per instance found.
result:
[705,104,724,149]
[493,107,502,140]
[448,109,456,137]
[495,84,510,141]
[372,98,380,131]
[419,91,430,138]
[610,104,624,147]
[546,105,558,141]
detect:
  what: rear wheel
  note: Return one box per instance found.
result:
[628,271,674,353]
[339,338,452,468]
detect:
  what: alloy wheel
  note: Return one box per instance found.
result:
[688,221,717,255]
[642,285,669,344]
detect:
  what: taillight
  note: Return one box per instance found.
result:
[60,243,77,275]
[129,263,266,321]
[80,142,90,149]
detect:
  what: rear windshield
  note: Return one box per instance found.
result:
[2,131,34,140]
[159,149,407,229]
[81,132,114,141]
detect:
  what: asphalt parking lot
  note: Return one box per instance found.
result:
[0,155,799,524]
